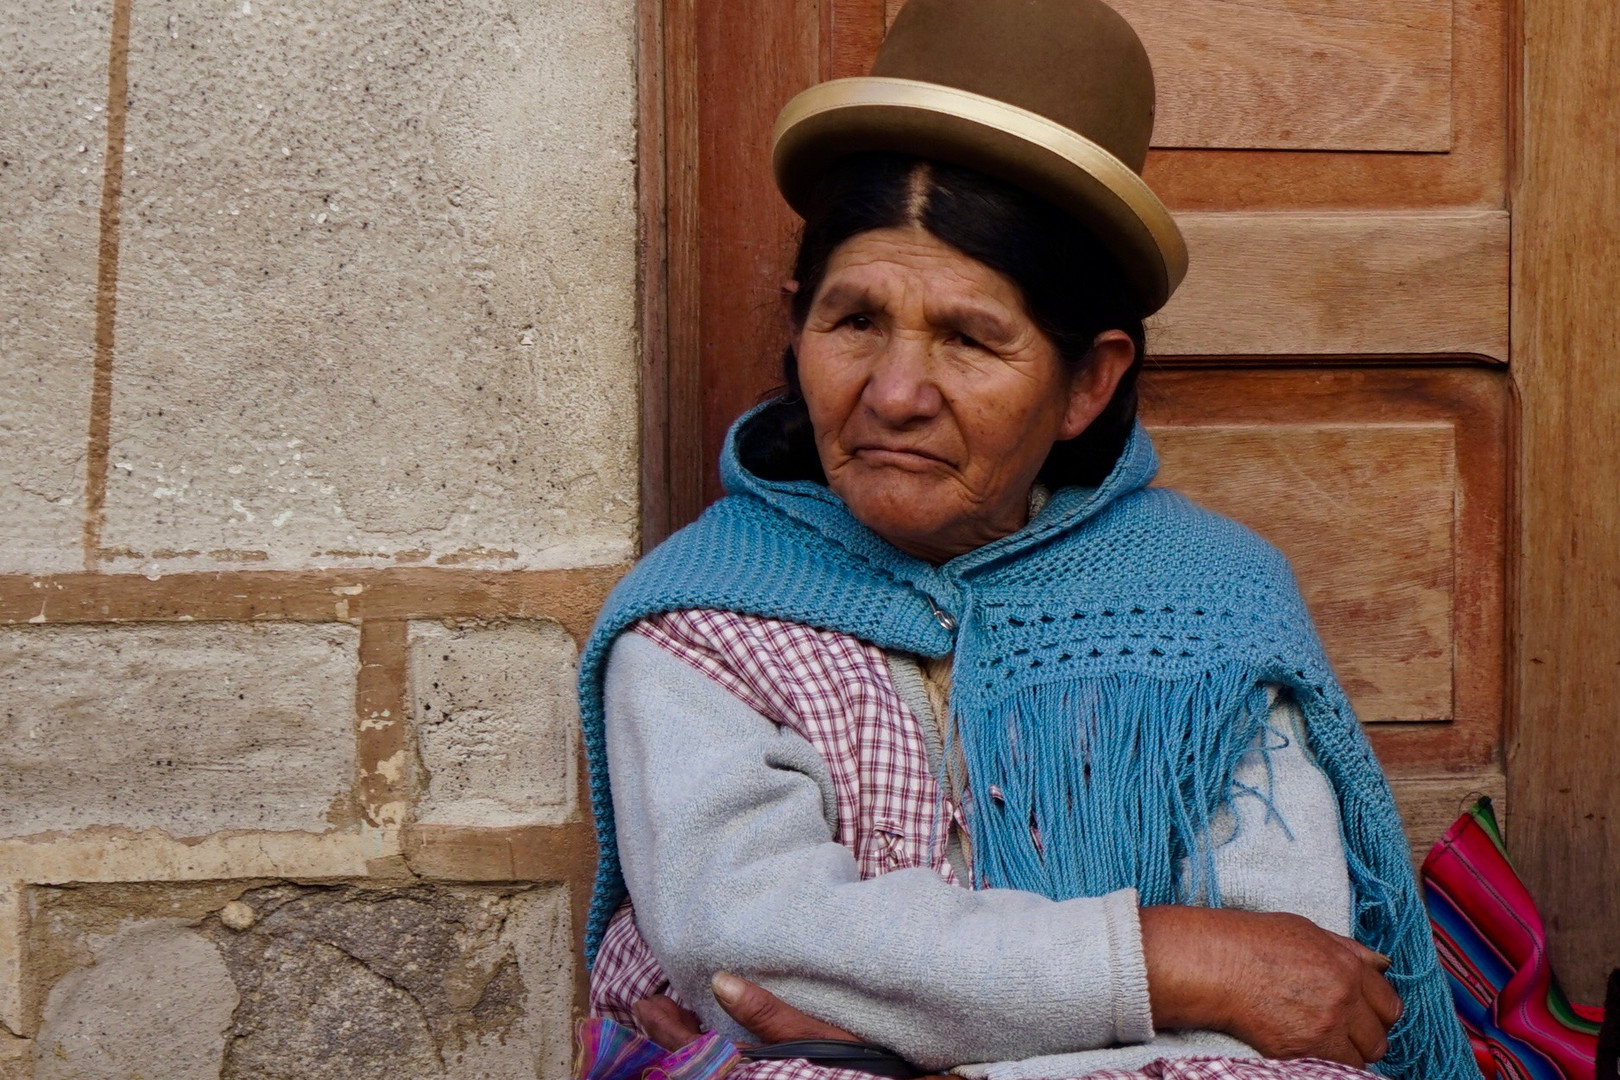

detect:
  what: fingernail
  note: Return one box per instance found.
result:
[712,971,744,1004]
[1375,952,1393,968]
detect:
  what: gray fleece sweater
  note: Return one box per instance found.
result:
[603,631,1353,1074]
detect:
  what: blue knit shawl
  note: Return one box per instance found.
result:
[578,404,1480,1080]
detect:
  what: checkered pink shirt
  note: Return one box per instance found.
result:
[588,609,1367,1080]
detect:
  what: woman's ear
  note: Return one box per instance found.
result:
[1058,330,1137,441]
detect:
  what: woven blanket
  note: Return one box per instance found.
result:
[1423,798,1607,1078]
[578,401,1481,1080]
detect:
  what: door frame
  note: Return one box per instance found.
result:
[1506,0,1620,1000]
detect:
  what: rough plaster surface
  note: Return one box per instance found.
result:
[33,920,237,1080]
[99,0,639,573]
[29,883,572,1080]
[410,621,579,827]
[0,1035,29,1080]
[0,623,359,838]
[0,0,110,573]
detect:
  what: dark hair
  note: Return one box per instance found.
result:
[744,152,1146,489]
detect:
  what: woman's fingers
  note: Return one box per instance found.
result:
[711,971,861,1043]
[1344,996,1390,1065]
[1333,938,1399,1064]
[635,974,861,1052]
[1330,931,1393,973]
[632,994,706,1051]
[1362,964,1405,1029]
[1318,1035,1367,1070]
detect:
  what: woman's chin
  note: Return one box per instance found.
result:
[838,486,967,558]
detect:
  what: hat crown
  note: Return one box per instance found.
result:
[871,0,1155,173]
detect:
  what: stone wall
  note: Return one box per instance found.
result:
[0,0,638,1075]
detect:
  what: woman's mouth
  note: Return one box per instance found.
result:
[851,445,950,470]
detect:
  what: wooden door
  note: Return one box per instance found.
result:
[638,0,1620,996]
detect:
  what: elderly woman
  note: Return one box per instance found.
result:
[576,2,1480,1079]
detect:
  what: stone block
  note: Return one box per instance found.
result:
[0,623,358,838]
[409,621,579,827]
[33,921,236,1080]
[28,882,572,1079]
[99,0,639,573]
[0,0,110,573]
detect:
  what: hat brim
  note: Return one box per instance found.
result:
[772,77,1188,316]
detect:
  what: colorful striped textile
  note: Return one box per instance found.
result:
[576,1018,742,1080]
[1599,970,1619,1078]
[1422,798,1605,1080]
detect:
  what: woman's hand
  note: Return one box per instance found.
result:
[1141,906,1403,1067]
[636,977,952,1080]
[633,971,860,1050]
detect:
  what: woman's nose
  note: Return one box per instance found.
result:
[861,336,942,426]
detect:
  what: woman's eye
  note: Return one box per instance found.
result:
[951,332,984,350]
[843,314,875,332]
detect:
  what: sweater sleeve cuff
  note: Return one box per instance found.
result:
[1104,889,1155,1045]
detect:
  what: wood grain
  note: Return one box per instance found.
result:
[1139,365,1508,775]
[1145,0,1503,211]
[830,0,885,79]
[1507,0,1620,1003]
[639,0,672,550]
[1112,0,1452,151]
[861,0,1503,210]
[865,0,1454,151]
[1145,0,1498,209]
[1153,422,1457,724]
[1152,211,1509,361]
[1388,771,1507,871]
[689,0,822,510]
[663,0,706,536]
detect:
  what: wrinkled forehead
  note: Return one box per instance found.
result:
[810,226,1033,332]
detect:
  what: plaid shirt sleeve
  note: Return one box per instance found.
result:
[730,1060,890,1080]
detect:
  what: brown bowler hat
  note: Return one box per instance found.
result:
[772,0,1187,316]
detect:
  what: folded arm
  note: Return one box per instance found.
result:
[605,632,1396,1071]
[604,631,1154,1070]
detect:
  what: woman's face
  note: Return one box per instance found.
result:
[794,225,1134,564]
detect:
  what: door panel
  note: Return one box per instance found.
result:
[1140,365,1509,770]
[849,0,1505,208]
[1108,0,1455,152]
[1155,210,1508,360]
[1159,422,1458,725]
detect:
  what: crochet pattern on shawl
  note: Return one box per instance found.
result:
[578,401,1482,1080]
